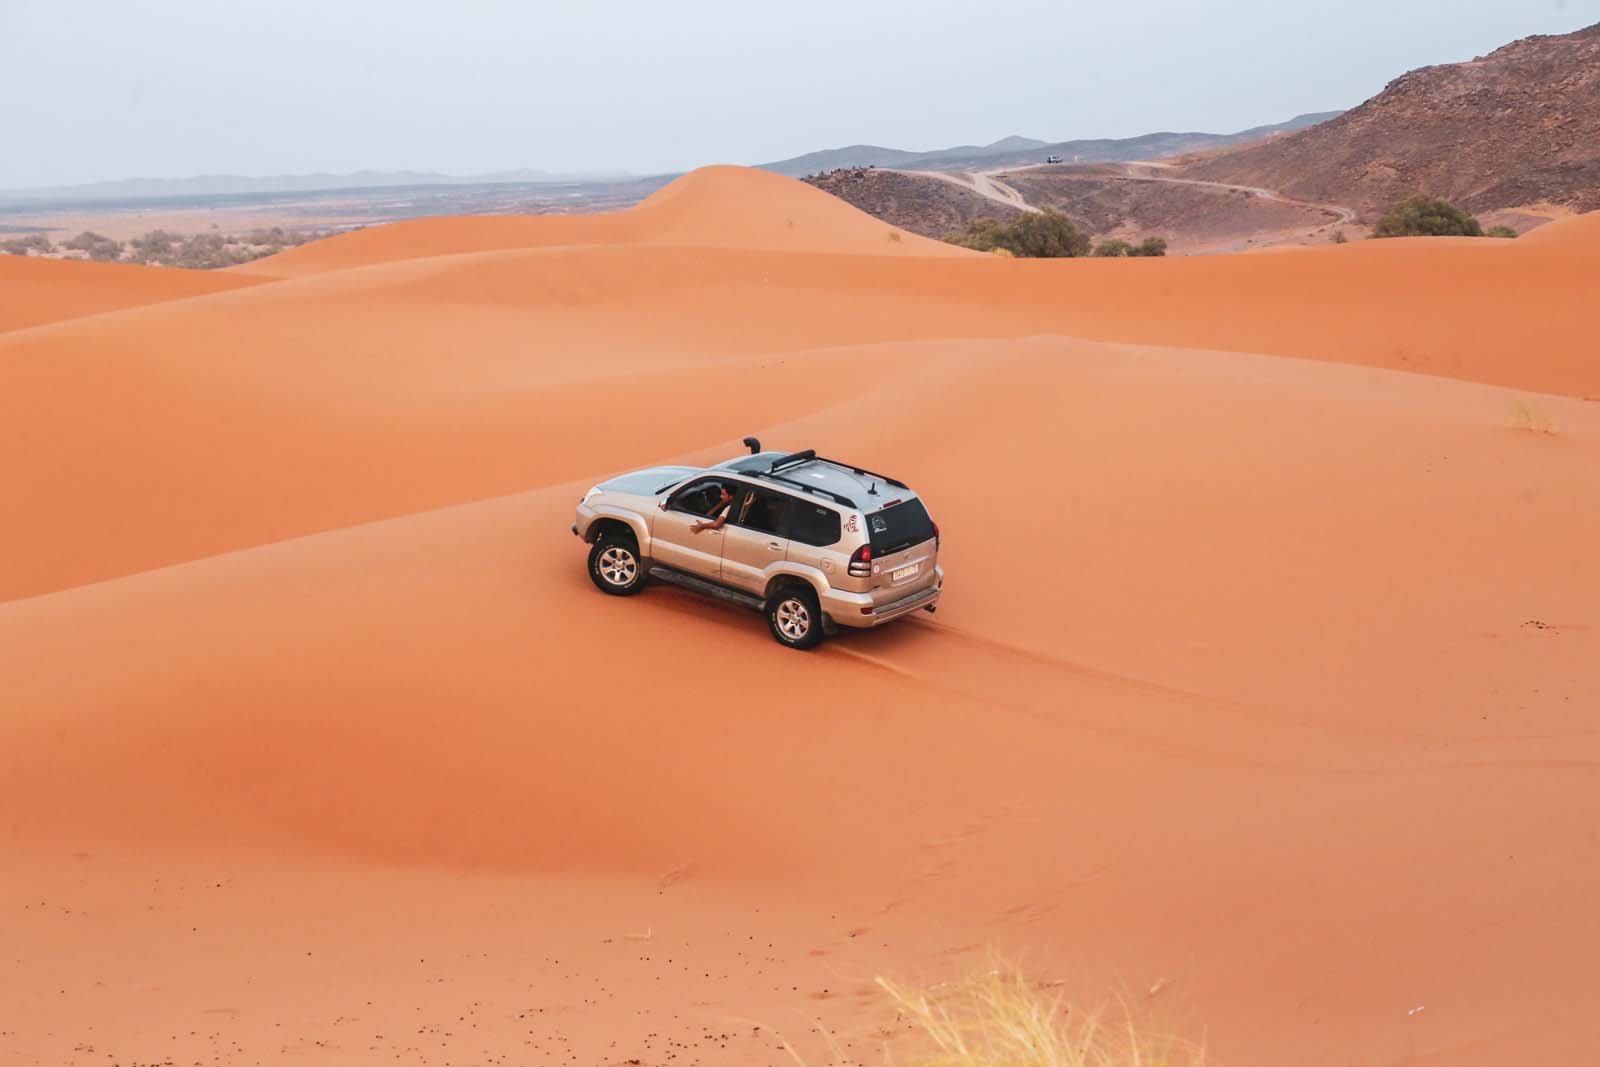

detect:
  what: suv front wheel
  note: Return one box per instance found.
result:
[588,534,645,596]
[767,584,825,650]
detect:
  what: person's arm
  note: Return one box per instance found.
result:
[691,511,728,534]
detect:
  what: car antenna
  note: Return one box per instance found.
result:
[868,480,877,495]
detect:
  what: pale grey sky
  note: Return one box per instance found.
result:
[1,0,1595,189]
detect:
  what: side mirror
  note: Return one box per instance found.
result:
[658,498,669,511]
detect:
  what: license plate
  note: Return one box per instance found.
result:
[891,563,919,583]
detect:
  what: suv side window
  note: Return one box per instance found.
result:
[732,486,790,537]
[668,478,728,517]
[789,501,842,547]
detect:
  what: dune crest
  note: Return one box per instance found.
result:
[0,254,267,333]
[236,164,972,278]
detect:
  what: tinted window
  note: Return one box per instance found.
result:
[789,501,842,547]
[669,479,728,517]
[733,487,790,536]
[868,499,935,554]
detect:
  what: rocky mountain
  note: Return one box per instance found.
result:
[1180,24,1600,217]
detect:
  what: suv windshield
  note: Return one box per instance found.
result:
[868,499,935,555]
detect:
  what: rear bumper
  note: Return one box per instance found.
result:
[822,568,943,629]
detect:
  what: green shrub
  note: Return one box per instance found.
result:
[1486,225,1518,239]
[129,229,181,263]
[63,231,124,261]
[1096,236,1167,257]
[947,210,1090,257]
[1006,211,1092,257]
[0,233,53,256]
[1371,196,1484,238]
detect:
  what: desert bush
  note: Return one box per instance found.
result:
[1486,225,1518,239]
[1094,236,1166,258]
[1006,211,1092,258]
[245,226,297,247]
[947,218,1003,250]
[1330,229,1348,244]
[111,226,324,268]
[129,229,181,263]
[0,233,54,256]
[1370,196,1483,238]
[947,211,1089,257]
[63,231,124,261]
[170,232,254,269]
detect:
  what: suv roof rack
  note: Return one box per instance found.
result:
[814,455,908,491]
[768,449,817,474]
[769,449,908,491]
[753,470,857,510]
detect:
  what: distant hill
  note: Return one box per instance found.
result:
[1180,23,1600,217]
[761,113,1341,177]
[1,168,640,205]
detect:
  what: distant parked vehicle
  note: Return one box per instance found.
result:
[1044,155,1063,164]
[571,438,943,649]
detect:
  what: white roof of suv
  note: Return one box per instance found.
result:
[713,450,911,512]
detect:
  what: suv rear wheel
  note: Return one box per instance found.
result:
[767,584,824,650]
[588,533,645,596]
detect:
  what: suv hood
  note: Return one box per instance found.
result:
[598,465,701,496]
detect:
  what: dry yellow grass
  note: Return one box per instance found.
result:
[1506,395,1558,435]
[786,966,1204,1067]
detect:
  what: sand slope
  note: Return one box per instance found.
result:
[2,168,1598,1067]
[234,165,973,278]
[0,253,266,333]
[6,204,1599,601]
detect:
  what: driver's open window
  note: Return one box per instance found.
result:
[668,479,726,517]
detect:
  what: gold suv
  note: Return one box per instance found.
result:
[572,438,943,649]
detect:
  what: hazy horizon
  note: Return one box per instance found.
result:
[2,0,1596,190]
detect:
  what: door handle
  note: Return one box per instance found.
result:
[767,542,782,552]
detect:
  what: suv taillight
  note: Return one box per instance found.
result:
[848,543,872,577]
[933,521,940,550]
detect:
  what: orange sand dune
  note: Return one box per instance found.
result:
[3,168,1598,1067]
[0,253,266,333]
[236,165,970,278]
[5,211,1599,601]
[1514,206,1600,248]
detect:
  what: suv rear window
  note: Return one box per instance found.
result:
[868,499,935,555]
[788,502,842,547]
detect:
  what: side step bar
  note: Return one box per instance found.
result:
[650,565,764,612]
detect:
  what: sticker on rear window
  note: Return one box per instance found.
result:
[870,515,889,534]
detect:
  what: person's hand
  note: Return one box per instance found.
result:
[690,521,705,533]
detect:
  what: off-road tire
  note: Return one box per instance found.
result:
[588,534,645,596]
[766,583,825,650]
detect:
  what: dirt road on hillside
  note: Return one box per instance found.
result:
[1117,160,1357,226]
[902,167,1040,213]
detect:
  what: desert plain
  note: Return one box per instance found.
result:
[3,166,1599,1065]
